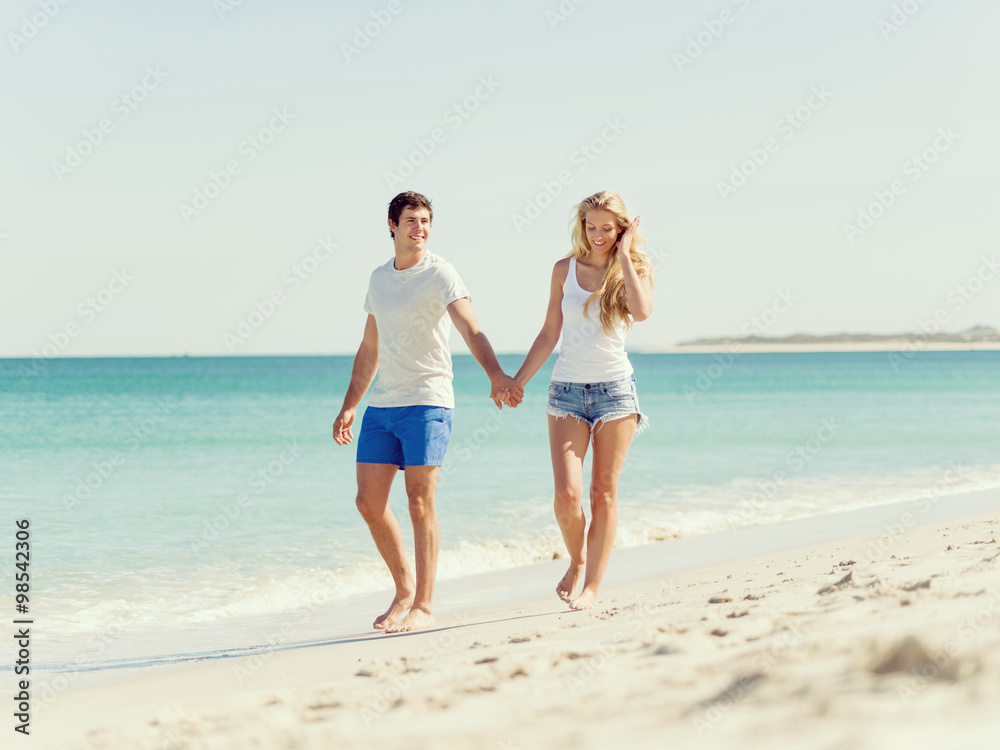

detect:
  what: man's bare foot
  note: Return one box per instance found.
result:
[556,562,585,603]
[373,590,414,630]
[384,605,435,633]
[569,585,599,611]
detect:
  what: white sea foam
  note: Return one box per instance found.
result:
[35,464,1000,646]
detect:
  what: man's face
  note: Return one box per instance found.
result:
[390,206,432,251]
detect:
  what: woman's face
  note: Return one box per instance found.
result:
[583,209,621,255]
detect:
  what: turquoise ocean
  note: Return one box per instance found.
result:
[2,351,999,671]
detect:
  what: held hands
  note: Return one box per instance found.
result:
[491,373,524,410]
[332,407,355,445]
[501,390,521,408]
[616,215,640,260]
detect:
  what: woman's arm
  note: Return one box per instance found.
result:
[617,216,653,322]
[512,260,567,388]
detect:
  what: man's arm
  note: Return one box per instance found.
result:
[333,315,379,445]
[447,298,524,409]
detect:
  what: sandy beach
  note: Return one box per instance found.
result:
[37,490,1000,750]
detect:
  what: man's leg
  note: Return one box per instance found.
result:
[356,462,415,630]
[384,464,440,633]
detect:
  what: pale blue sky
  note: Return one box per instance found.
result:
[2,0,998,356]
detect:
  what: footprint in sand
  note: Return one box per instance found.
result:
[817,571,853,595]
[689,672,765,712]
[870,635,978,681]
[651,643,679,656]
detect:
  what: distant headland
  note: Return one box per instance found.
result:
[664,325,1000,353]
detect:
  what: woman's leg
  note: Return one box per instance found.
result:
[548,414,592,601]
[570,414,636,610]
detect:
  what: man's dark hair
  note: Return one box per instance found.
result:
[388,191,433,238]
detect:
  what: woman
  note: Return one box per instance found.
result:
[504,190,653,610]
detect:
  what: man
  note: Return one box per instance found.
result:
[333,191,523,633]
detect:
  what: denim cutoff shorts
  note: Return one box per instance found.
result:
[546,375,649,435]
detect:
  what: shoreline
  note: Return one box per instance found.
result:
[4,343,1000,360]
[33,486,1000,673]
[37,487,1000,748]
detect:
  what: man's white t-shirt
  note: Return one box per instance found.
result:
[364,252,470,409]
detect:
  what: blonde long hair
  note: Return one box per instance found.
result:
[568,190,653,334]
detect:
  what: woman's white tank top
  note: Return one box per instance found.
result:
[551,257,633,383]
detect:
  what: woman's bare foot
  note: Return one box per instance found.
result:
[569,585,599,610]
[373,590,414,630]
[556,561,586,603]
[384,605,435,633]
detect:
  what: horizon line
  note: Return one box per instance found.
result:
[4,344,1000,361]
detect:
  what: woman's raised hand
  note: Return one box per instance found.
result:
[616,215,640,259]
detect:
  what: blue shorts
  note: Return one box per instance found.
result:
[546,375,649,435]
[356,406,454,469]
